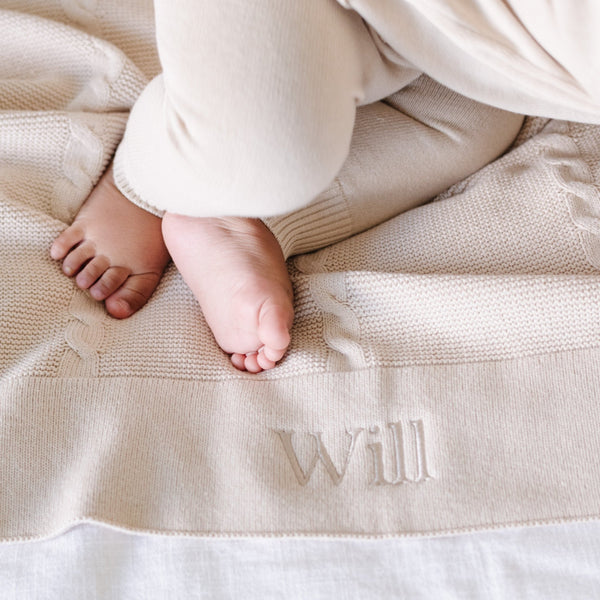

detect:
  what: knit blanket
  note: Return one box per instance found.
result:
[2,1,600,541]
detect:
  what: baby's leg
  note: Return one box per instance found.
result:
[265,75,525,259]
[108,0,403,372]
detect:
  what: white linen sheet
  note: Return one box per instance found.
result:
[1,522,599,599]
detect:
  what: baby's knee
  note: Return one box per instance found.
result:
[174,86,358,217]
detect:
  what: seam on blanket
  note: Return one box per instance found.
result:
[5,343,600,385]
[4,513,600,544]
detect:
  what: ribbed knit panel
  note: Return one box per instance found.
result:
[267,76,524,260]
[263,179,354,260]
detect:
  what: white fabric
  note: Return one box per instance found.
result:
[1,521,599,599]
[345,0,600,123]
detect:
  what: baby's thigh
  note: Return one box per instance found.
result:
[153,0,384,215]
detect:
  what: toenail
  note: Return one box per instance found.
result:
[116,299,133,314]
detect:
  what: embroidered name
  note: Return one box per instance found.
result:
[274,420,433,487]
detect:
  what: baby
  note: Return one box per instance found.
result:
[50,0,597,372]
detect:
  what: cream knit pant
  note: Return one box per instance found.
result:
[113,0,599,257]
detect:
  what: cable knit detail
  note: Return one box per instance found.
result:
[541,120,600,269]
[58,292,105,377]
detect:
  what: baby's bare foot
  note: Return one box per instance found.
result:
[50,165,170,318]
[162,214,294,373]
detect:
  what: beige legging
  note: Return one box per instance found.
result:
[113,0,598,256]
[265,77,523,258]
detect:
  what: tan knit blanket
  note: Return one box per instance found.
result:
[2,1,600,541]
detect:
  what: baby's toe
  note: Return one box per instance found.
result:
[261,345,287,363]
[75,255,110,290]
[230,350,276,372]
[104,272,162,319]
[257,302,292,355]
[61,241,95,276]
[230,353,247,371]
[230,352,264,373]
[89,266,129,301]
[50,225,84,261]
[257,350,277,371]
[242,352,263,374]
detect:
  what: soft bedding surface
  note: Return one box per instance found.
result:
[3,521,600,599]
[2,1,600,542]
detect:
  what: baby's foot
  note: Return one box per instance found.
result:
[161,213,294,373]
[50,165,170,318]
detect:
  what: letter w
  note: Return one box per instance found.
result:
[274,429,363,486]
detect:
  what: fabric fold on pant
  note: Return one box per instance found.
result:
[113,0,415,218]
[345,0,600,123]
